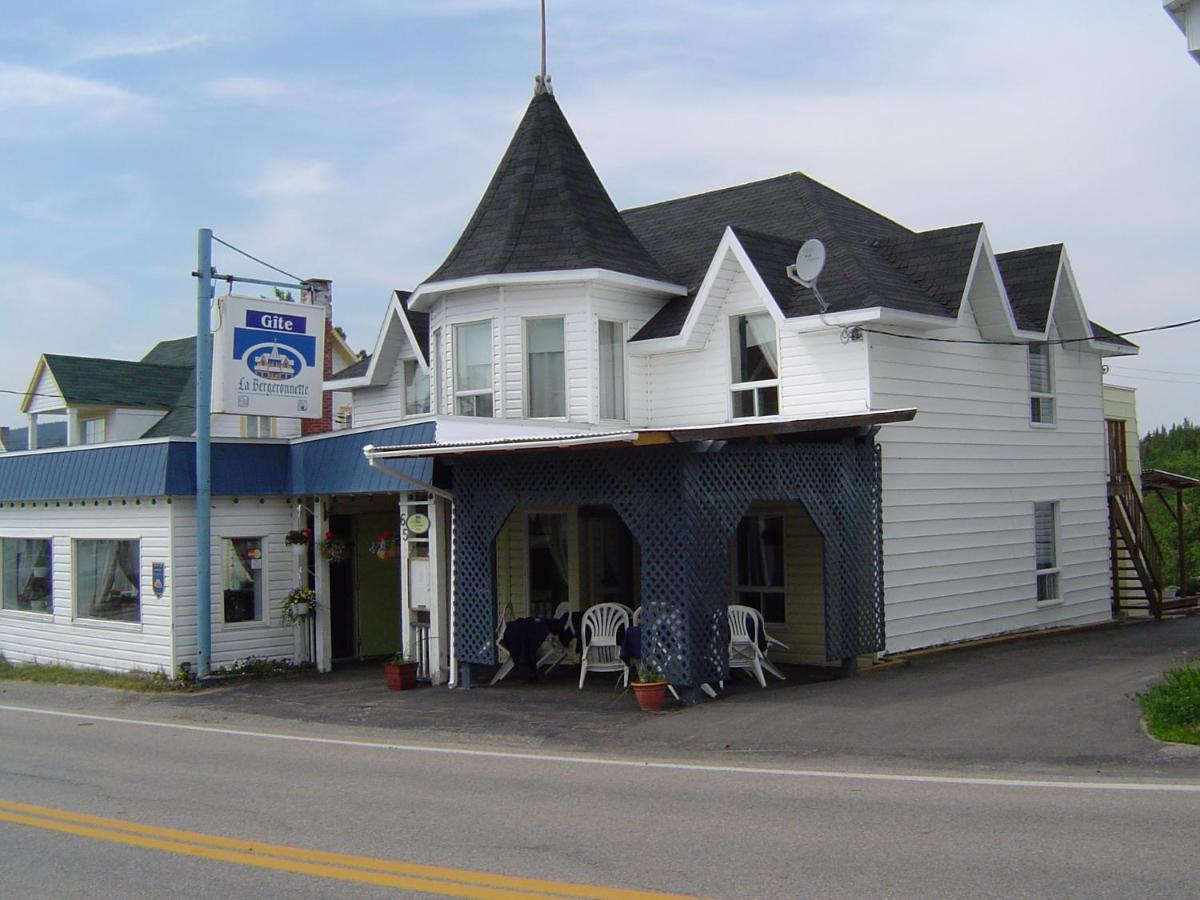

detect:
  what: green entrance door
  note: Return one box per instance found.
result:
[355,511,402,657]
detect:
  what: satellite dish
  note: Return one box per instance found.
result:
[789,239,826,288]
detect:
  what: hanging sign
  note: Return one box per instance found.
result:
[405,512,430,536]
[152,562,166,598]
[212,294,326,419]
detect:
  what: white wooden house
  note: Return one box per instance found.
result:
[0,83,1151,693]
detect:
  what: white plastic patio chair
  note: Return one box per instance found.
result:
[578,602,631,688]
[724,607,772,691]
[489,601,516,685]
[535,601,574,674]
[631,606,641,626]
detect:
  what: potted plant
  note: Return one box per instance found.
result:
[369,531,401,561]
[383,651,419,690]
[319,531,349,563]
[284,528,312,547]
[281,587,317,625]
[631,660,669,711]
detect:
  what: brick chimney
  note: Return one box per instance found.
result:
[300,278,334,436]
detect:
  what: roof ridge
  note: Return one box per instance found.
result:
[995,242,1064,259]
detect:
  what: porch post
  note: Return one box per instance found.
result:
[313,496,333,672]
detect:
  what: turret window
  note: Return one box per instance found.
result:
[454,321,494,417]
[525,318,566,418]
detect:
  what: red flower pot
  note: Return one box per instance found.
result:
[631,680,668,711]
[384,660,418,691]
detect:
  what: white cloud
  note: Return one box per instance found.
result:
[0,63,153,136]
[68,33,211,64]
[206,76,287,103]
[241,160,339,200]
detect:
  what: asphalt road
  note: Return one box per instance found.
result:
[2,696,1198,899]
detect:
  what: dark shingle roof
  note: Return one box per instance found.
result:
[424,92,671,286]
[42,353,191,409]
[995,244,1063,331]
[623,173,975,340]
[139,338,200,439]
[330,354,371,381]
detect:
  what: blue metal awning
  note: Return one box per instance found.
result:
[0,422,435,502]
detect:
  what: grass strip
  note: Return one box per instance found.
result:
[1139,661,1200,746]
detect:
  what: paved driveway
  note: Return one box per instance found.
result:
[6,617,1198,777]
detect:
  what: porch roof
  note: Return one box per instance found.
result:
[1142,468,1200,492]
[363,408,917,459]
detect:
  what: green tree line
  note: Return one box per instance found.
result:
[1140,419,1200,594]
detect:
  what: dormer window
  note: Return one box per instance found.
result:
[82,415,106,444]
[525,318,566,418]
[404,359,430,416]
[730,313,779,419]
[1028,342,1054,425]
[454,321,493,417]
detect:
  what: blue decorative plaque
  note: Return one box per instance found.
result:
[152,562,165,598]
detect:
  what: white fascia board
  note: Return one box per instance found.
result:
[782,307,956,333]
[324,375,371,390]
[1046,249,1094,344]
[1093,341,1140,357]
[361,290,420,386]
[626,228,784,356]
[406,269,687,313]
[433,415,622,444]
[971,228,1023,340]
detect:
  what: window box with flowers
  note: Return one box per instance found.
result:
[319,532,350,563]
[370,532,401,561]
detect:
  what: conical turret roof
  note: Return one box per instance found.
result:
[424,92,671,286]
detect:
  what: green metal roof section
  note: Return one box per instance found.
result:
[42,353,191,410]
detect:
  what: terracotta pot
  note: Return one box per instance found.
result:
[384,660,418,691]
[631,680,668,711]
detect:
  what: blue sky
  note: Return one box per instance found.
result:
[2,1,1198,431]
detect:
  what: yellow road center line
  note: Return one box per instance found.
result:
[0,800,689,900]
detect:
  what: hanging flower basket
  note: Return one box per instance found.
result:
[319,532,349,562]
[284,528,312,547]
[281,588,317,625]
[369,532,401,561]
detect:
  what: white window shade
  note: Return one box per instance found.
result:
[526,318,565,418]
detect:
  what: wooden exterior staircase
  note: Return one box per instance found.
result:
[1109,474,1164,618]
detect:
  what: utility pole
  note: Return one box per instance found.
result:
[195,228,214,677]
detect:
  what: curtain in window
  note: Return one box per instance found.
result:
[526,319,565,417]
[1034,503,1056,569]
[744,315,779,378]
[598,321,625,420]
[77,539,139,621]
[404,360,430,415]
[2,538,51,611]
[455,323,491,391]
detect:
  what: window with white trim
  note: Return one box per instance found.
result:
[598,320,625,420]
[734,514,786,624]
[75,539,140,622]
[1028,343,1055,425]
[431,328,442,414]
[1034,501,1059,602]
[82,416,106,444]
[525,318,566,418]
[730,314,779,419]
[1,537,52,613]
[404,359,430,416]
[454,321,493,417]
[223,537,264,623]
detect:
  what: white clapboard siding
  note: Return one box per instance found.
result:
[1102,383,1142,485]
[25,365,63,414]
[0,500,173,673]
[648,266,868,426]
[104,408,167,442]
[170,497,300,670]
[429,289,501,420]
[871,300,1111,653]
[588,282,661,428]
[352,350,416,429]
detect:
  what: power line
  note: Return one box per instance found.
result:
[211,235,302,283]
[1108,363,1200,378]
[860,314,1200,347]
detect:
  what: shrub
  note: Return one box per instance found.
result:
[1139,662,1200,745]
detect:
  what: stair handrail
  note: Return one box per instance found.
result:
[1110,474,1164,609]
